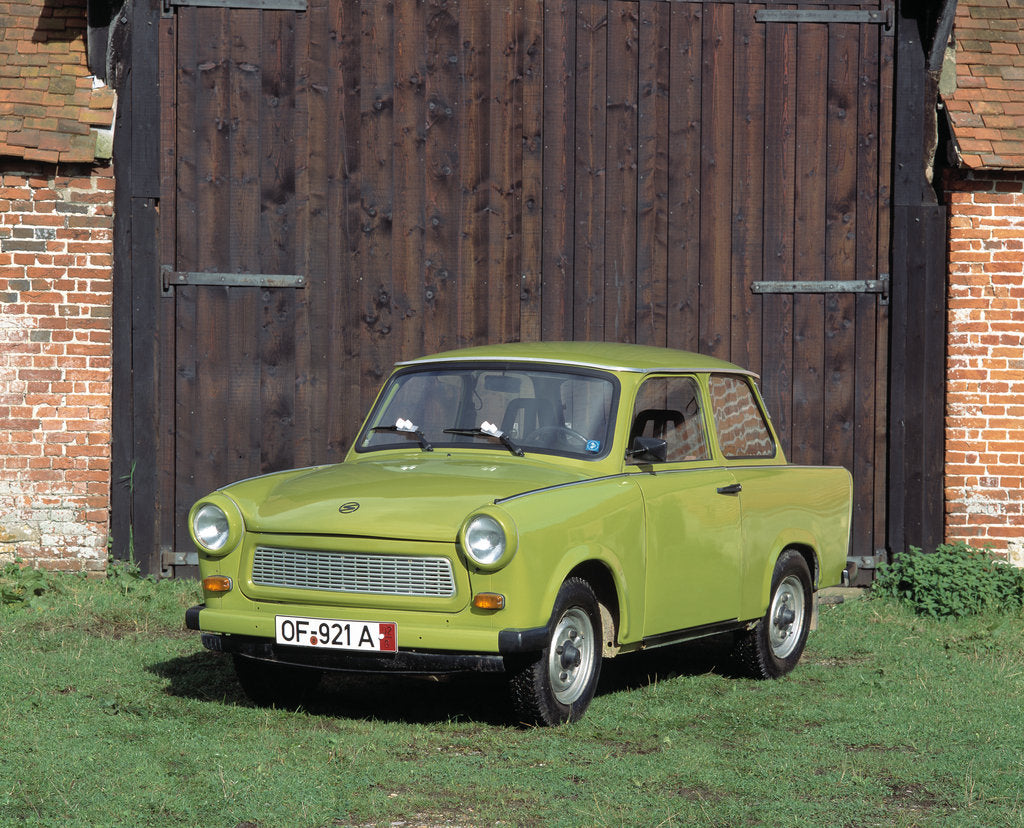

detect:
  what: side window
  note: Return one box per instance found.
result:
[708,374,775,459]
[629,376,709,463]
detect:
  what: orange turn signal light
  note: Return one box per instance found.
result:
[203,576,233,594]
[472,592,505,611]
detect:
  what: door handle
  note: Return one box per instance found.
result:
[717,483,742,495]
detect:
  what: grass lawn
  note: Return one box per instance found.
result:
[1,569,1023,827]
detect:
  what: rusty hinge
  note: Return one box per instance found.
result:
[161,545,198,578]
[755,7,894,33]
[163,0,306,17]
[750,274,889,305]
[161,265,306,293]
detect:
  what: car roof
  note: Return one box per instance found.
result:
[398,341,757,377]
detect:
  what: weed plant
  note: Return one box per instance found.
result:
[2,571,1024,826]
[0,559,58,606]
[873,542,1024,618]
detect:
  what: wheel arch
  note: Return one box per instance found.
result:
[566,559,623,658]
[748,536,821,620]
[784,542,819,590]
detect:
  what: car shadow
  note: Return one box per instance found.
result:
[149,634,738,726]
[148,651,513,726]
[595,633,738,694]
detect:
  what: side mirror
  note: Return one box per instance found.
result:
[628,436,667,463]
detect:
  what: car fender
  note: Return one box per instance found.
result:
[745,530,820,620]
[494,475,645,643]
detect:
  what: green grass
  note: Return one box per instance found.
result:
[2,573,1024,827]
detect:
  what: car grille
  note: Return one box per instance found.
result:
[251,547,457,598]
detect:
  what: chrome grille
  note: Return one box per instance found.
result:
[251,547,456,598]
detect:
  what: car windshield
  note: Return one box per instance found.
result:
[357,364,618,459]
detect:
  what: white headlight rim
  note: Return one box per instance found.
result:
[460,510,518,571]
[190,497,242,556]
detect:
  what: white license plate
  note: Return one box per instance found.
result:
[275,615,397,652]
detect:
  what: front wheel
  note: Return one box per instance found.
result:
[731,549,813,679]
[508,578,602,725]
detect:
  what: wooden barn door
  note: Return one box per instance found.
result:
[534,1,895,573]
[151,0,893,575]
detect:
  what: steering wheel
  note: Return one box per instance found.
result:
[525,425,589,452]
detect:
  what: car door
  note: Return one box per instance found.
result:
[626,375,743,639]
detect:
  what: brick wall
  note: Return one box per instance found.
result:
[0,160,113,572]
[945,170,1024,565]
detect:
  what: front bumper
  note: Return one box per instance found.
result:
[187,604,549,675]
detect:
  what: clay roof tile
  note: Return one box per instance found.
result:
[0,0,117,164]
[944,0,1024,170]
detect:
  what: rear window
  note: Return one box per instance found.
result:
[708,375,775,459]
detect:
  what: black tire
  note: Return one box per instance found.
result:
[508,578,602,726]
[731,549,813,679]
[232,654,322,708]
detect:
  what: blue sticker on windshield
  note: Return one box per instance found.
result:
[585,440,601,453]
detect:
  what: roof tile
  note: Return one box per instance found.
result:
[0,0,116,164]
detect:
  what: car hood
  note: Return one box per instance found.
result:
[221,453,592,541]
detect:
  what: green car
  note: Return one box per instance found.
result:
[185,342,852,725]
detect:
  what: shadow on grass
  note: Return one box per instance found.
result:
[148,634,739,725]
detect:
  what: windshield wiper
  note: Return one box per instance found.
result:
[443,421,525,457]
[372,418,433,451]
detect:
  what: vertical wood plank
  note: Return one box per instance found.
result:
[457,0,489,345]
[823,23,858,485]
[636,0,669,348]
[730,3,764,374]
[791,21,827,466]
[665,2,702,353]
[172,9,199,544]
[760,17,796,459]
[294,0,328,467]
[519,0,544,341]
[853,19,881,558]
[227,9,264,481]
[329,0,365,454]
[605,1,638,344]
[699,2,733,359]
[394,0,427,358]
[874,14,895,555]
[574,0,607,341]
[359,0,395,412]
[541,0,575,340]
[423,0,459,354]
[157,14,178,558]
[487,0,521,344]
[191,7,231,499]
[259,10,298,474]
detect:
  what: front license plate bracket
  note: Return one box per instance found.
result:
[275,615,397,652]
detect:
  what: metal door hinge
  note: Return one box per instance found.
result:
[163,0,306,17]
[751,274,889,305]
[162,265,306,294]
[756,7,894,33]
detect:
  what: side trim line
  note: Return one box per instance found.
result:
[638,619,745,651]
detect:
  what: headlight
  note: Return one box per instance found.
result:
[465,516,505,565]
[189,497,243,556]
[193,504,230,551]
[460,510,518,571]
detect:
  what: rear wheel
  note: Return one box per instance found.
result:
[508,578,602,725]
[232,654,322,708]
[732,549,813,679]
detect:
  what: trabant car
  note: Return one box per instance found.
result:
[185,342,853,725]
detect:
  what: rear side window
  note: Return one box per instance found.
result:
[708,375,775,459]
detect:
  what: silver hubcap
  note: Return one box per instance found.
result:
[768,575,805,659]
[548,607,595,705]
